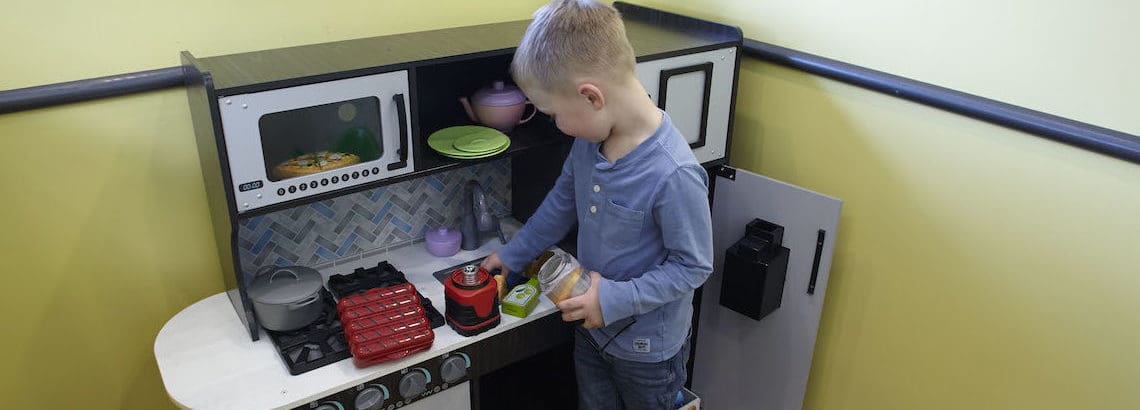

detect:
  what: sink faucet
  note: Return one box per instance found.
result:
[460,180,507,250]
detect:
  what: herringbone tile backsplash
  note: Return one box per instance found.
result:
[237,159,511,277]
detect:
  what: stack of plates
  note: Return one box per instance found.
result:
[427,126,511,159]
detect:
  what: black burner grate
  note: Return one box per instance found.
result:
[264,288,352,375]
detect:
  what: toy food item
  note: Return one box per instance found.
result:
[536,250,591,304]
[547,267,584,303]
[273,151,360,179]
[524,251,555,279]
[494,274,507,299]
[502,276,540,318]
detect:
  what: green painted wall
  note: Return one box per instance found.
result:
[4,1,1138,408]
[0,1,545,408]
[634,0,1140,408]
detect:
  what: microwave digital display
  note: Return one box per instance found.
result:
[257,96,385,182]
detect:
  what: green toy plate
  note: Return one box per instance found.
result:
[441,142,510,159]
[428,126,511,159]
[454,132,509,153]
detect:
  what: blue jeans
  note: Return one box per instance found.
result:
[574,326,690,410]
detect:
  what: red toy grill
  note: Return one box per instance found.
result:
[340,291,422,321]
[337,283,419,312]
[337,283,435,368]
[350,326,435,368]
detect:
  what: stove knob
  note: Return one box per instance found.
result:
[440,355,468,384]
[398,368,430,399]
[314,402,344,410]
[354,384,388,410]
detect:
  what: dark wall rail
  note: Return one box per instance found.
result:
[0,39,1136,166]
[0,66,193,114]
[743,39,1140,165]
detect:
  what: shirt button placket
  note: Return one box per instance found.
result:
[590,181,601,215]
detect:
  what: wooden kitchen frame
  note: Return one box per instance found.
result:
[172,3,742,409]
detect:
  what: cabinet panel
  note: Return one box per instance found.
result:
[636,47,737,165]
[693,168,842,410]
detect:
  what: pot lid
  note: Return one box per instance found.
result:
[425,226,461,244]
[471,80,526,106]
[248,266,324,305]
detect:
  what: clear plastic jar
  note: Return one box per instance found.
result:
[536,250,591,304]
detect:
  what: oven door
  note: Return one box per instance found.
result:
[218,70,414,213]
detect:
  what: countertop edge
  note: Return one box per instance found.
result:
[154,219,571,410]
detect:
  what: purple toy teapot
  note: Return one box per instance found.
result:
[459,80,537,133]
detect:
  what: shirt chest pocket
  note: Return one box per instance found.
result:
[601,200,645,249]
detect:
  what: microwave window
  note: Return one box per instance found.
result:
[258,97,384,182]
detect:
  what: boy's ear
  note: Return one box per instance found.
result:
[577,83,605,110]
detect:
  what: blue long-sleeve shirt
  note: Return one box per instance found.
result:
[498,111,714,362]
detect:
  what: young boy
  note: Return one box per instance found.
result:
[480,0,714,408]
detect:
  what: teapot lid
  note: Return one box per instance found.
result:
[471,80,526,106]
[425,226,461,243]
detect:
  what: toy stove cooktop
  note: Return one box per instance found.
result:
[264,288,351,375]
[264,261,445,375]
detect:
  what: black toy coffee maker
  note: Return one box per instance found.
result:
[720,218,790,321]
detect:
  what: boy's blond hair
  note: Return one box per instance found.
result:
[511,0,636,94]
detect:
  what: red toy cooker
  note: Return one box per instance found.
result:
[444,265,501,336]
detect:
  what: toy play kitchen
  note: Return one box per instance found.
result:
[155,3,843,410]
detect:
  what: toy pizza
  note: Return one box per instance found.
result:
[273,151,360,179]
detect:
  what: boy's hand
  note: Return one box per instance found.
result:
[479,252,510,277]
[557,271,604,328]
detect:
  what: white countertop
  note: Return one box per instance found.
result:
[154,220,561,410]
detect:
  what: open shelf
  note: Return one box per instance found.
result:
[409,50,573,175]
[416,119,571,171]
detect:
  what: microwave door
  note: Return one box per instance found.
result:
[216,70,413,213]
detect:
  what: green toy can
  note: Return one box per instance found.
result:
[501,276,540,318]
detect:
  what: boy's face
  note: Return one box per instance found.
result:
[524,85,611,143]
